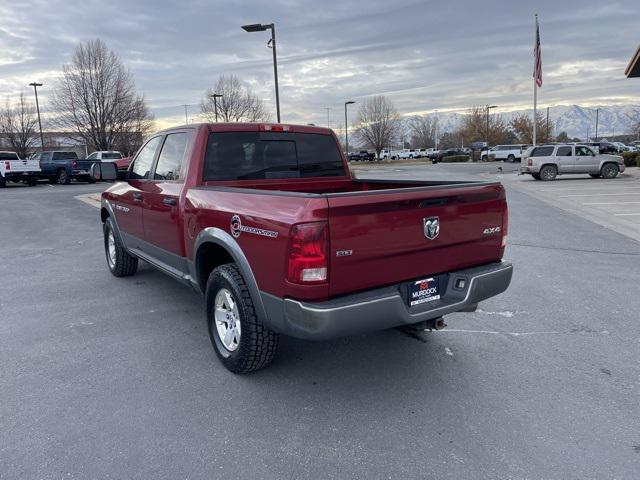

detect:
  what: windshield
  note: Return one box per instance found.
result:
[203,132,346,181]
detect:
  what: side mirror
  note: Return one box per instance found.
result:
[89,162,117,182]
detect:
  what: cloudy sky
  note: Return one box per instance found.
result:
[1,0,638,129]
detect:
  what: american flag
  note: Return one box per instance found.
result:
[534,17,543,87]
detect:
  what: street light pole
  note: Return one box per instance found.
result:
[209,93,223,122]
[344,101,355,156]
[595,108,599,141]
[485,105,497,160]
[29,82,45,151]
[183,104,189,124]
[242,23,280,122]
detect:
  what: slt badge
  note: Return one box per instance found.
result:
[423,217,440,240]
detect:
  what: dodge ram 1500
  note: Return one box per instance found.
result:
[98,123,513,373]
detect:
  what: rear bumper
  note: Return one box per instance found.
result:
[3,171,39,178]
[261,261,513,340]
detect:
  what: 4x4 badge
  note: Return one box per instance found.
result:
[423,217,440,240]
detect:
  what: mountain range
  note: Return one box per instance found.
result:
[416,105,639,140]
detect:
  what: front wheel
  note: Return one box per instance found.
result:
[206,264,278,374]
[104,218,138,277]
[600,163,619,179]
[507,155,515,163]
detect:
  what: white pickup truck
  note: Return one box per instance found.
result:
[87,151,124,161]
[0,151,40,187]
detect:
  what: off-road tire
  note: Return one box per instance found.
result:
[539,165,557,181]
[206,264,278,374]
[600,163,619,179]
[103,217,138,277]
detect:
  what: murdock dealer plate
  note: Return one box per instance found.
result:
[408,277,441,306]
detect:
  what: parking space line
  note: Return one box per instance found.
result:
[560,193,640,198]
[582,202,640,205]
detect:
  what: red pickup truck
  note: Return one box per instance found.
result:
[98,123,512,374]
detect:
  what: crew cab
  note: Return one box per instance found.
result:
[97,123,513,374]
[0,151,40,187]
[33,151,100,184]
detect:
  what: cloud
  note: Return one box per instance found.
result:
[1,0,638,129]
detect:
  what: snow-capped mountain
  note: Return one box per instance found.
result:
[413,105,639,140]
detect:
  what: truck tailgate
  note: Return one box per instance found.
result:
[327,183,506,297]
[8,159,40,173]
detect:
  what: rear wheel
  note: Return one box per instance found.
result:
[539,165,557,181]
[104,217,138,277]
[0,175,6,188]
[206,264,278,374]
[56,169,70,185]
[600,163,619,179]
[507,154,515,163]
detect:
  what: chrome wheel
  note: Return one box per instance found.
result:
[107,230,116,268]
[214,288,241,352]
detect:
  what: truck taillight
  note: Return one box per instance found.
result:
[287,222,328,284]
[4,161,10,170]
[500,203,509,254]
[259,124,291,132]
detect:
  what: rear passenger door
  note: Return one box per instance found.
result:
[554,145,575,173]
[142,131,190,262]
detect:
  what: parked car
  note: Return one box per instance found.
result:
[380,149,400,160]
[418,148,436,158]
[488,144,531,163]
[97,122,512,373]
[0,151,40,187]
[32,151,100,184]
[611,142,629,153]
[586,142,618,155]
[520,144,625,181]
[347,150,375,162]
[433,148,464,163]
[87,151,124,161]
[481,146,496,161]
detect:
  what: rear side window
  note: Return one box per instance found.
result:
[130,136,162,180]
[531,146,554,157]
[203,132,345,181]
[556,146,572,156]
[154,133,187,181]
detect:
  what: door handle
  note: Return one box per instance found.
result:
[162,198,177,206]
[133,192,143,201]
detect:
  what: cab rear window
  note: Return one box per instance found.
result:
[0,152,19,160]
[203,132,346,181]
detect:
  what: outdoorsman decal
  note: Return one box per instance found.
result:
[230,214,278,239]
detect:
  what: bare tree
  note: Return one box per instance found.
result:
[353,96,401,158]
[51,39,153,153]
[0,93,39,158]
[200,75,267,123]
[409,115,437,148]
[455,106,509,146]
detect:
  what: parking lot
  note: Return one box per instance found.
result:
[2,167,640,479]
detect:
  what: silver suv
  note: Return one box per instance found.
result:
[520,144,625,181]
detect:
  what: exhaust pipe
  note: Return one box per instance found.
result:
[405,317,447,332]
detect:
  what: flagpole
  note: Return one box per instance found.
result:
[533,13,538,146]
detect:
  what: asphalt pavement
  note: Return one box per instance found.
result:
[1,172,639,479]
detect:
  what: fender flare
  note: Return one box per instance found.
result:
[191,227,268,322]
[100,199,126,248]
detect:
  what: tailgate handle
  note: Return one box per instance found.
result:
[419,198,448,208]
[133,192,143,201]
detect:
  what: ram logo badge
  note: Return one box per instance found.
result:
[423,217,440,240]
